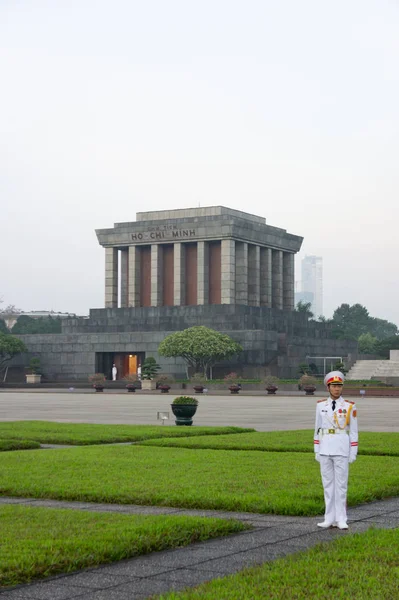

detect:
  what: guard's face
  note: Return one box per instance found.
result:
[329,383,343,400]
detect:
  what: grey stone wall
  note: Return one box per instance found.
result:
[12,305,357,381]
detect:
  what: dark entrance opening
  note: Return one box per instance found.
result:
[95,352,145,381]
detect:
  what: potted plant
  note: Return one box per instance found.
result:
[190,372,206,393]
[156,374,174,393]
[141,357,161,391]
[123,373,139,392]
[88,373,106,392]
[171,396,199,426]
[224,372,241,394]
[299,374,318,395]
[264,375,279,395]
[25,357,42,384]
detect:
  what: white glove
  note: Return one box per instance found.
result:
[315,453,321,463]
[349,455,356,464]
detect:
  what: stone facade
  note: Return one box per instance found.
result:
[96,206,302,310]
[14,305,357,381]
[10,207,358,381]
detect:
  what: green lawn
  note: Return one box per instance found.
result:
[1,446,398,515]
[140,430,399,456]
[154,528,399,600]
[0,421,254,445]
[0,505,247,588]
[0,439,41,452]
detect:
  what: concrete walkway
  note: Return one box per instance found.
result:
[1,495,398,600]
[1,391,399,431]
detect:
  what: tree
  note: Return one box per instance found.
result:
[0,319,8,334]
[295,301,314,319]
[374,336,399,359]
[141,357,161,380]
[358,333,378,354]
[158,326,243,378]
[369,317,398,340]
[0,333,27,371]
[12,315,62,334]
[331,304,371,339]
[0,304,22,315]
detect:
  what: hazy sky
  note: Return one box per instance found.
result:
[1,0,398,322]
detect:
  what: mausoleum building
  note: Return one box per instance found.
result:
[12,207,357,381]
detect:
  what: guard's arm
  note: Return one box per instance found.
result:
[314,403,322,460]
[349,403,358,463]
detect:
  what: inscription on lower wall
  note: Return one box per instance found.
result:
[131,229,196,241]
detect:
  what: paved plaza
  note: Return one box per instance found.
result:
[0,389,398,431]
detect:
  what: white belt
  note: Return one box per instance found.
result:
[319,428,348,435]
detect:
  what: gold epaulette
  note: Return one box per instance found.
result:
[348,401,355,405]
[317,398,327,403]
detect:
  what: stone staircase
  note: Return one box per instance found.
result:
[347,359,399,380]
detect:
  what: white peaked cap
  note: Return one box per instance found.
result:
[324,371,345,387]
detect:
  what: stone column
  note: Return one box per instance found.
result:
[120,248,129,308]
[221,239,235,304]
[235,242,248,304]
[128,246,141,307]
[197,241,209,304]
[283,252,295,310]
[105,247,118,308]
[151,244,163,306]
[248,244,260,306]
[260,247,272,307]
[174,243,185,305]
[272,250,283,310]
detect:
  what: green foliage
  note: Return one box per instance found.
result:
[264,376,279,387]
[0,319,8,334]
[157,529,399,600]
[1,445,398,515]
[295,301,314,318]
[159,326,243,376]
[374,335,399,358]
[0,505,247,588]
[0,333,27,369]
[333,360,347,375]
[142,430,399,457]
[141,356,161,380]
[123,373,140,384]
[28,357,41,374]
[297,362,310,375]
[156,373,174,384]
[299,374,318,387]
[358,332,379,354]
[0,421,254,445]
[190,372,207,384]
[172,396,199,405]
[11,315,62,334]
[331,303,398,341]
[0,439,41,452]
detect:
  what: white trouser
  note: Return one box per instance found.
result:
[319,455,349,523]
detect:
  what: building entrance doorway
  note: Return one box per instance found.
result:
[95,352,145,381]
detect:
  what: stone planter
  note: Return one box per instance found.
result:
[229,385,240,394]
[304,386,316,395]
[93,384,104,392]
[171,403,198,426]
[159,385,171,393]
[25,374,42,384]
[193,385,204,394]
[266,386,278,395]
[141,380,157,391]
[126,384,136,393]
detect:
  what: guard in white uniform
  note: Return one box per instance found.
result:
[314,370,358,530]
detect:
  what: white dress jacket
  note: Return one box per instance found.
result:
[314,396,358,458]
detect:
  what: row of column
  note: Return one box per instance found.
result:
[105,241,295,310]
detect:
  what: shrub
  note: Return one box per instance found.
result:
[141,357,161,380]
[172,396,199,405]
[27,357,41,374]
[156,374,174,385]
[123,374,139,384]
[299,374,318,387]
[190,372,207,384]
[88,373,106,384]
[224,372,241,384]
[264,376,279,387]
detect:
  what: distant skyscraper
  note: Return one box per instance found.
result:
[301,255,323,317]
